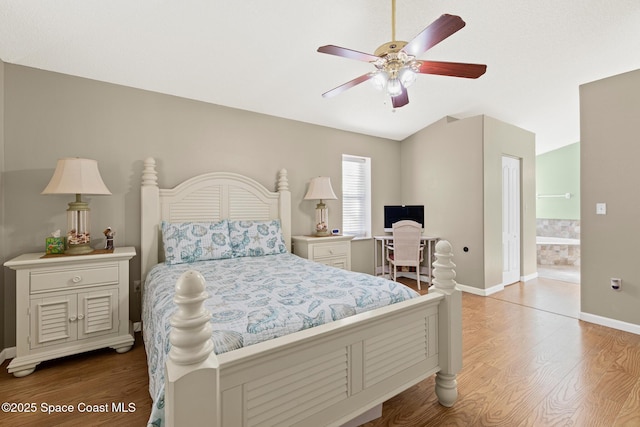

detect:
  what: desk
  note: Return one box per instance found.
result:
[374,235,439,285]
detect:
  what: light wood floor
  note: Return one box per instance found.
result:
[489,276,581,319]
[2,278,639,427]
[0,333,151,427]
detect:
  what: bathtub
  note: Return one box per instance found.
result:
[536,236,580,265]
[536,236,580,246]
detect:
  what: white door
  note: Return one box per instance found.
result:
[502,156,521,285]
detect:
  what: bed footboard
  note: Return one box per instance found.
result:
[165,240,461,426]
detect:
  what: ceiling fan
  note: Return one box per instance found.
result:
[317,0,487,108]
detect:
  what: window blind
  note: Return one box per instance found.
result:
[342,155,371,238]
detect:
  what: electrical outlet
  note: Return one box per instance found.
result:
[611,278,621,291]
[133,280,141,293]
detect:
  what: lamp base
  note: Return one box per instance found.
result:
[65,242,93,255]
[314,202,331,237]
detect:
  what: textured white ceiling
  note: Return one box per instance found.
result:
[1,0,639,153]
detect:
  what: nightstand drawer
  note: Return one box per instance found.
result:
[312,243,348,258]
[30,264,119,293]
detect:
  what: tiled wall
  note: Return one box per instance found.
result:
[536,219,580,238]
[536,219,581,266]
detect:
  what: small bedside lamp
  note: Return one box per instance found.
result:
[304,176,337,236]
[42,158,112,255]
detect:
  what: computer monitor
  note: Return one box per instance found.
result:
[383,205,424,232]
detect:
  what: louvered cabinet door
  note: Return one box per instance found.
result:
[29,289,119,348]
[29,295,78,348]
[77,288,119,339]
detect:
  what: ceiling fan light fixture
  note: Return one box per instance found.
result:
[370,70,388,90]
[386,78,402,97]
[398,67,416,87]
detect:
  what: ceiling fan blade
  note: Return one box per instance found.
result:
[317,45,380,62]
[418,60,487,78]
[322,74,373,98]
[402,14,466,57]
[391,87,409,108]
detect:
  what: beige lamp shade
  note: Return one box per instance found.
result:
[304,176,337,201]
[42,158,112,195]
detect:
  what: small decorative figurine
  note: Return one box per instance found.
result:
[104,227,115,250]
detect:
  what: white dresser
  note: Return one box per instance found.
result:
[4,247,136,377]
[292,235,354,270]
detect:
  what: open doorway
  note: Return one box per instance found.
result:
[535,143,580,284]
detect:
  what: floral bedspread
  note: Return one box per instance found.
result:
[143,253,419,426]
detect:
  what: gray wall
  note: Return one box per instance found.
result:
[580,68,640,327]
[1,64,402,348]
[5,64,635,352]
[483,116,537,287]
[401,116,485,287]
[400,115,536,290]
[1,60,6,353]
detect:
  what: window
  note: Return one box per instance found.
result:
[342,154,371,238]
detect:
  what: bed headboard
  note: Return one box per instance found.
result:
[140,157,291,280]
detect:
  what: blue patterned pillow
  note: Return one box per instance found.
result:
[161,220,233,264]
[228,219,288,257]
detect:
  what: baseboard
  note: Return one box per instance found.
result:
[457,274,537,296]
[580,312,640,335]
[0,346,17,365]
[133,322,142,333]
[456,283,504,296]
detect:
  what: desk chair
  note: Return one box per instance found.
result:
[386,220,425,290]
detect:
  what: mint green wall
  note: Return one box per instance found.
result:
[536,142,580,220]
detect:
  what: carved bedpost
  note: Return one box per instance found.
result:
[141,157,160,281]
[431,240,462,407]
[277,168,292,252]
[165,270,220,427]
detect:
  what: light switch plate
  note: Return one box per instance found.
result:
[596,203,607,215]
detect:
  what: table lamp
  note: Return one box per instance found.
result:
[304,176,337,236]
[42,158,112,255]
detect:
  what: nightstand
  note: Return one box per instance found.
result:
[4,247,136,377]
[292,235,354,270]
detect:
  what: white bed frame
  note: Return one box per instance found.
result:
[140,157,462,427]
